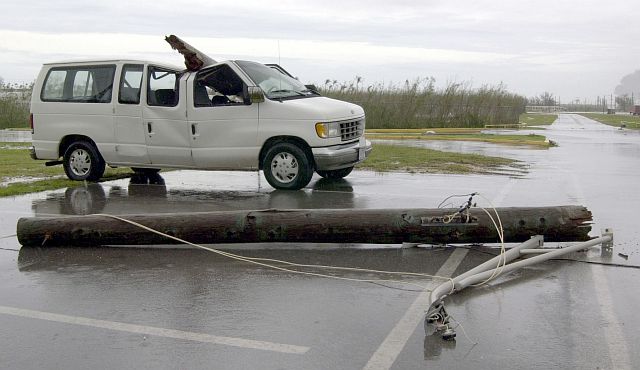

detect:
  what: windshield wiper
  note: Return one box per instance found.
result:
[269,89,306,97]
[302,88,321,96]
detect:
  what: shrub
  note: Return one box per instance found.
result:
[319,78,525,129]
[0,83,32,129]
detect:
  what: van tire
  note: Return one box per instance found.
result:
[63,141,105,181]
[316,166,354,179]
[61,184,107,215]
[263,142,313,190]
[132,167,161,175]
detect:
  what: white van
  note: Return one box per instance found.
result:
[29,59,371,190]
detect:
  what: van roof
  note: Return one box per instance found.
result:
[43,59,184,71]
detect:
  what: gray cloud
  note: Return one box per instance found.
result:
[1,0,639,99]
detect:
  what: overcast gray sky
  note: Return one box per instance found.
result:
[1,0,639,101]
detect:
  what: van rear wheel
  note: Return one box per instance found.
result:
[263,142,313,190]
[63,141,105,181]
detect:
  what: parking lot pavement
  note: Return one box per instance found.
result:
[0,114,639,369]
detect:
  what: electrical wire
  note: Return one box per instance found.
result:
[0,247,20,252]
[449,315,478,345]
[549,258,640,269]
[469,194,507,287]
[366,281,426,292]
[436,192,508,288]
[94,213,456,291]
[470,207,505,284]
[437,193,476,209]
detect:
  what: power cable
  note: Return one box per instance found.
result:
[94,213,456,292]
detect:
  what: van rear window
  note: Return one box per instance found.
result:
[41,65,116,103]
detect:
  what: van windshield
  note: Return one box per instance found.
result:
[235,60,318,100]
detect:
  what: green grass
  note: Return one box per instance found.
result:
[1,141,522,197]
[519,113,558,126]
[365,131,550,147]
[579,113,640,129]
[357,143,521,175]
[0,144,133,197]
[0,177,126,197]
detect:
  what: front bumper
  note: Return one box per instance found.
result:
[312,137,372,171]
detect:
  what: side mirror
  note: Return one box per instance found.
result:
[305,84,318,91]
[248,86,265,104]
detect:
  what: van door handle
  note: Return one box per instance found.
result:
[147,121,154,135]
[191,123,198,138]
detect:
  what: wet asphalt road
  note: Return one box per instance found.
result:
[0,114,639,369]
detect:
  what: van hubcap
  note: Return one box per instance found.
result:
[69,149,91,177]
[270,152,298,184]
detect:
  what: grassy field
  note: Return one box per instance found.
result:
[366,131,551,147]
[321,79,525,129]
[0,90,31,129]
[2,81,525,130]
[579,113,640,129]
[519,113,558,126]
[0,143,132,197]
[356,143,520,174]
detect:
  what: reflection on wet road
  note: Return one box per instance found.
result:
[1,114,639,369]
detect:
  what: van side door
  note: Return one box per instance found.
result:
[114,64,150,164]
[186,64,259,169]
[142,66,193,167]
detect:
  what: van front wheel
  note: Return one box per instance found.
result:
[263,143,313,190]
[63,141,105,181]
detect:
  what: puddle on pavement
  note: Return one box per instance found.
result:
[372,138,549,163]
[1,115,640,370]
[0,114,638,265]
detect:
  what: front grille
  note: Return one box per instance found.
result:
[339,119,364,141]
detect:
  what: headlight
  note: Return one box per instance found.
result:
[315,122,341,138]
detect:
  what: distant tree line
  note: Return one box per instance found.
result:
[526,92,557,106]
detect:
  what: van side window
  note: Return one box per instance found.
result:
[147,67,179,107]
[194,64,247,107]
[42,70,66,100]
[73,71,93,98]
[118,64,143,104]
[41,65,116,103]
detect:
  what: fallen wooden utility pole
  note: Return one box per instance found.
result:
[16,206,591,247]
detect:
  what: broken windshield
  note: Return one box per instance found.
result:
[235,60,315,100]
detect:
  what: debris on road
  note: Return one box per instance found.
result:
[16,206,592,247]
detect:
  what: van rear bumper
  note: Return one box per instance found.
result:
[312,137,372,171]
[29,146,38,160]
